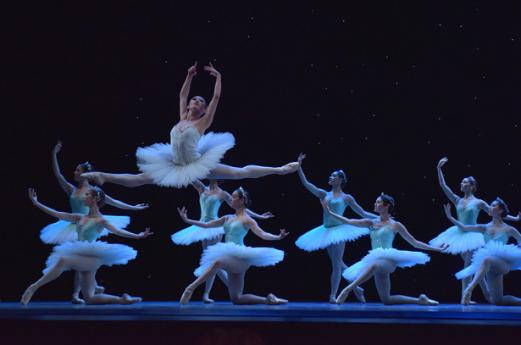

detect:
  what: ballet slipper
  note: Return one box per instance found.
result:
[180,287,194,304]
[418,294,439,306]
[121,293,142,304]
[353,286,366,303]
[267,293,288,305]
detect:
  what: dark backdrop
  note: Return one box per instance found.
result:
[3,1,520,303]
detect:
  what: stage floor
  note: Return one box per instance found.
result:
[2,301,521,325]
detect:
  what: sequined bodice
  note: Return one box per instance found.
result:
[170,126,201,165]
[323,195,347,227]
[484,230,509,245]
[224,217,248,245]
[199,193,223,222]
[456,199,480,225]
[76,218,104,242]
[69,192,89,214]
[370,224,396,249]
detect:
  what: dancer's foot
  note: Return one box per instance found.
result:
[21,284,37,305]
[71,295,85,304]
[180,287,194,305]
[418,294,439,306]
[202,294,214,304]
[329,296,337,304]
[81,172,106,185]
[469,300,478,305]
[95,285,105,294]
[354,286,366,303]
[121,293,142,305]
[335,288,351,304]
[267,293,288,305]
[279,162,299,175]
[461,288,472,305]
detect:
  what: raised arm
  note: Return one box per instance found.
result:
[190,180,206,194]
[443,203,486,232]
[177,206,227,228]
[345,194,378,219]
[296,153,327,199]
[437,157,459,205]
[102,221,153,240]
[51,141,74,195]
[221,190,274,220]
[321,199,373,228]
[248,219,288,241]
[395,222,445,252]
[104,194,149,211]
[28,188,80,222]
[197,63,221,132]
[179,62,198,120]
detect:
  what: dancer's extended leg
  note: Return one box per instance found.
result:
[207,162,299,180]
[81,172,153,187]
[374,272,438,305]
[80,271,141,305]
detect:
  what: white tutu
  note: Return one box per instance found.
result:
[429,226,485,254]
[295,224,369,252]
[136,131,235,188]
[343,248,430,281]
[171,225,224,245]
[43,240,137,274]
[194,242,284,276]
[455,241,521,279]
[40,215,130,244]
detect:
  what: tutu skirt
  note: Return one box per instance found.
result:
[295,224,369,252]
[136,132,235,188]
[343,248,430,281]
[455,241,521,279]
[40,215,130,244]
[429,226,485,255]
[194,242,284,276]
[43,240,137,274]
[171,225,224,245]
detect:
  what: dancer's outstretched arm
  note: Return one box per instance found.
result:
[103,222,153,240]
[297,153,327,199]
[28,188,80,222]
[437,157,459,205]
[321,199,373,228]
[444,204,486,233]
[177,206,227,228]
[180,62,197,120]
[395,222,446,252]
[248,219,288,241]
[222,191,275,220]
[104,195,149,211]
[345,195,378,219]
[197,63,221,132]
[51,141,75,195]
[507,226,521,244]
[190,180,206,194]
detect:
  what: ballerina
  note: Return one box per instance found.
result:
[81,62,298,188]
[444,200,521,305]
[177,187,288,305]
[294,153,375,303]
[329,194,445,305]
[45,141,149,303]
[21,188,153,305]
[429,157,519,303]
[171,179,274,303]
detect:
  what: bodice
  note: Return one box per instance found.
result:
[199,193,223,222]
[456,199,480,225]
[323,195,347,227]
[170,126,201,165]
[76,218,104,242]
[223,217,248,245]
[370,224,396,249]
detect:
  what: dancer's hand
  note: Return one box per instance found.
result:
[278,229,289,240]
[443,203,452,218]
[28,188,38,204]
[53,141,63,154]
[515,211,521,222]
[259,212,275,220]
[133,203,150,210]
[437,243,450,252]
[204,62,220,78]
[437,157,448,169]
[297,153,306,166]
[177,206,189,222]
[187,62,198,77]
[138,227,154,239]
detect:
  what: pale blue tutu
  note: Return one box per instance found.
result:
[295,224,369,252]
[171,225,224,245]
[429,226,485,255]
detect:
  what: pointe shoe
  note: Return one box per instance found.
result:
[335,288,351,304]
[354,286,366,303]
[95,285,105,294]
[71,295,85,304]
[121,293,142,304]
[267,293,288,305]
[280,162,299,174]
[329,296,337,304]
[21,285,36,306]
[81,172,105,185]
[202,295,215,304]
[418,294,439,306]
[180,287,194,305]
[460,289,472,306]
